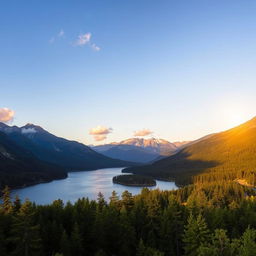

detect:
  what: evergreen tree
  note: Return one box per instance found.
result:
[60,230,70,256]
[1,186,13,214]
[70,222,83,256]
[97,192,106,212]
[239,227,256,256]
[121,190,134,211]
[183,213,210,256]
[136,239,164,256]
[198,229,231,256]
[9,199,41,256]
[109,190,119,207]
[13,195,21,213]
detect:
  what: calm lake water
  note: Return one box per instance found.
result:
[11,167,177,205]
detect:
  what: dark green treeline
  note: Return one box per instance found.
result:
[1,182,256,256]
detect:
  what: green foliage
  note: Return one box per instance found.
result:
[239,227,256,256]
[183,214,210,256]
[2,183,256,255]
[136,239,164,256]
[1,186,13,214]
[9,199,41,256]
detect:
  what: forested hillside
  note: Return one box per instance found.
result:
[1,182,256,256]
[124,117,256,186]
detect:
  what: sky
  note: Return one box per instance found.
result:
[1,0,256,145]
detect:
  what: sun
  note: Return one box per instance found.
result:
[221,104,250,128]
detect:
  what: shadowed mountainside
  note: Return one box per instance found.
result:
[0,131,67,189]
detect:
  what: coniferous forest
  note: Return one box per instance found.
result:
[2,180,256,256]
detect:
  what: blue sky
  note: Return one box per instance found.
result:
[1,0,256,144]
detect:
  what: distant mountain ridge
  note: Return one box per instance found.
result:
[93,138,190,163]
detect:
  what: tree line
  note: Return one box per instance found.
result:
[1,181,256,256]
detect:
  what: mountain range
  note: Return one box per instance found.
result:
[93,138,190,163]
[0,123,137,189]
[124,117,256,186]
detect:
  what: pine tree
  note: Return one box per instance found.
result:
[13,195,21,213]
[60,230,70,256]
[239,227,256,256]
[160,196,183,256]
[97,192,106,212]
[70,222,83,256]
[9,199,41,256]
[183,213,210,256]
[198,229,231,256]
[109,190,119,207]
[1,186,13,214]
[136,239,164,256]
[121,190,134,211]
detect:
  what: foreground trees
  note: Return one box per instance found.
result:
[1,183,256,256]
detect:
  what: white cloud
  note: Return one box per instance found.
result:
[91,43,100,51]
[74,33,92,46]
[134,129,153,137]
[0,108,15,123]
[89,125,112,135]
[74,33,100,51]
[21,128,37,134]
[89,125,112,141]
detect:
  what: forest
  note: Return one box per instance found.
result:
[112,174,156,187]
[1,179,256,256]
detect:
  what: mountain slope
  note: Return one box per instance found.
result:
[96,145,160,163]
[124,117,256,186]
[93,138,183,163]
[0,123,137,171]
[0,131,67,189]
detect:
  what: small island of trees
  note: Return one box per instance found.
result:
[113,174,156,187]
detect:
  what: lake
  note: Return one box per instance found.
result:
[11,167,178,204]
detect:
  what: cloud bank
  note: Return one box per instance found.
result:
[0,108,15,123]
[134,129,153,137]
[89,125,112,141]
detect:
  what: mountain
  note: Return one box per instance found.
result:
[93,138,184,163]
[94,145,160,163]
[124,117,256,186]
[0,131,67,189]
[172,141,191,148]
[0,123,137,171]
